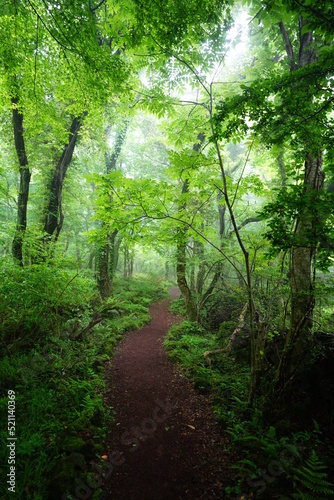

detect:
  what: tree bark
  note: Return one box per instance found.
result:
[218,191,226,240]
[176,231,197,322]
[196,239,206,297]
[11,97,30,265]
[43,116,82,241]
[114,235,121,271]
[176,179,197,322]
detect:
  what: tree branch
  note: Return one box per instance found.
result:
[231,135,256,209]
[89,0,107,12]
[279,21,296,71]
[227,217,261,236]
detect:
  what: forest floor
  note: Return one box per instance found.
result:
[101,287,233,499]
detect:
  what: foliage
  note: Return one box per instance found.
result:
[165,321,334,498]
[292,449,334,499]
[0,276,166,499]
[260,186,334,270]
[0,0,333,496]
[0,259,98,350]
[169,298,187,316]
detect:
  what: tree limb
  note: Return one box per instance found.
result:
[202,302,248,364]
[279,21,296,71]
[228,217,261,236]
[89,0,107,12]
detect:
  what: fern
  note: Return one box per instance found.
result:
[292,450,334,499]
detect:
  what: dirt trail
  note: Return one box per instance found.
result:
[102,287,231,499]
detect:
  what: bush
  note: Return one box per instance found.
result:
[0,260,99,351]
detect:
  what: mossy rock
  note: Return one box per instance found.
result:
[47,452,86,499]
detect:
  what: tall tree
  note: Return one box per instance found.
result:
[276,17,325,388]
[213,2,334,391]
[11,96,30,264]
[98,120,128,297]
[43,116,83,242]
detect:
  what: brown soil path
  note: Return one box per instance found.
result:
[102,287,231,499]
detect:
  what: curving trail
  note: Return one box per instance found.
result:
[102,287,231,499]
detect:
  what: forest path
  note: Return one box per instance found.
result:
[102,287,231,499]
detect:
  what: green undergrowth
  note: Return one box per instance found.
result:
[169,297,187,316]
[164,309,334,499]
[0,266,168,500]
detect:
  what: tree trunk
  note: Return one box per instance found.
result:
[218,192,226,241]
[165,261,169,281]
[196,239,205,297]
[190,241,196,293]
[277,153,324,387]
[176,180,197,322]
[75,234,81,267]
[88,247,95,270]
[109,229,118,285]
[123,245,128,279]
[114,235,121,272]
[97,229,119,298]
[97,238,110,298]
[63,231,70,257]
[175,133,205,321]
[98,121,128,296]
[129,256,134,278]
[276,18,324,389]
[176,231,197,322]
[11,97,30,265]
[43,116,82,242]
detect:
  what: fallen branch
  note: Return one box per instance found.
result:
[202,348,224,357]
[225,302,248,353]
[202,302,248,365]
[71,316,103,340]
